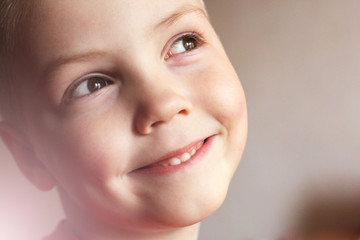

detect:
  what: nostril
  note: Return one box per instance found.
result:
[136,93,192,135]
[150,121,160,128]
[178,109,189,115]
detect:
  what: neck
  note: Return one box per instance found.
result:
[66,218,200,240]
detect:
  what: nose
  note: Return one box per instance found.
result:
[135,84,192,135]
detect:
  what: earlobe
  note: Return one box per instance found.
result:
[0,122,56,191]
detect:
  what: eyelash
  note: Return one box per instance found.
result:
[66,73,115,101]
[65,32,205,102]
[165,32,205,60]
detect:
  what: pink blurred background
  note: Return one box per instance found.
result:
[1,1,360,239]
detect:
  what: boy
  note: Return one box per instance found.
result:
[0,0,247,239]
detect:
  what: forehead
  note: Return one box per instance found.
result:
[24,0,205,70]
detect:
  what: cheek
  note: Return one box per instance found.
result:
[28,103,133,184]
[66,116,132,175]
[192,55,248,173]
[193,57,247,130]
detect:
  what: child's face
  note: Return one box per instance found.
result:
[16,0,247,233]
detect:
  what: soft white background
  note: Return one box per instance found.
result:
[1,1,360,239]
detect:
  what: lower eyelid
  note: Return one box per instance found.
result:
[65,74,115,101]
[163,32,205,60]
[64,81,117,106]
[166,35,204,60]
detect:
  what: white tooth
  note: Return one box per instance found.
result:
[180,152,191,162]
[190,148,196,156]
[169,158,181,166]
[196,142,203,150]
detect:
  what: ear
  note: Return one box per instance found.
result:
[0,122,56,191]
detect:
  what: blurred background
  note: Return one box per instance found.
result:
[1,0,360,239]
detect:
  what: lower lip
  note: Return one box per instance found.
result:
[132,135,215,175]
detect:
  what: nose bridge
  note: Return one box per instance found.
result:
[134,69,192,135]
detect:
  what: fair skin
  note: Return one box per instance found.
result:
[0,0,247,239]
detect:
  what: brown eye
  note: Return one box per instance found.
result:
[71,75,113,98]
[87,77,108,92]
[183,37,197,51]
[167,33,203,58]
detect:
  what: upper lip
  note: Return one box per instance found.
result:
[132,137,209,172]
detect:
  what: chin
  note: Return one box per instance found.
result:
[148,177,231,229]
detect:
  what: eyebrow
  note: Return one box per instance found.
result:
[42,50,107,80]
[42,5,207,79]
[153,4,208,31]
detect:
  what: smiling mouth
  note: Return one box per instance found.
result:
[137,138,208,170]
